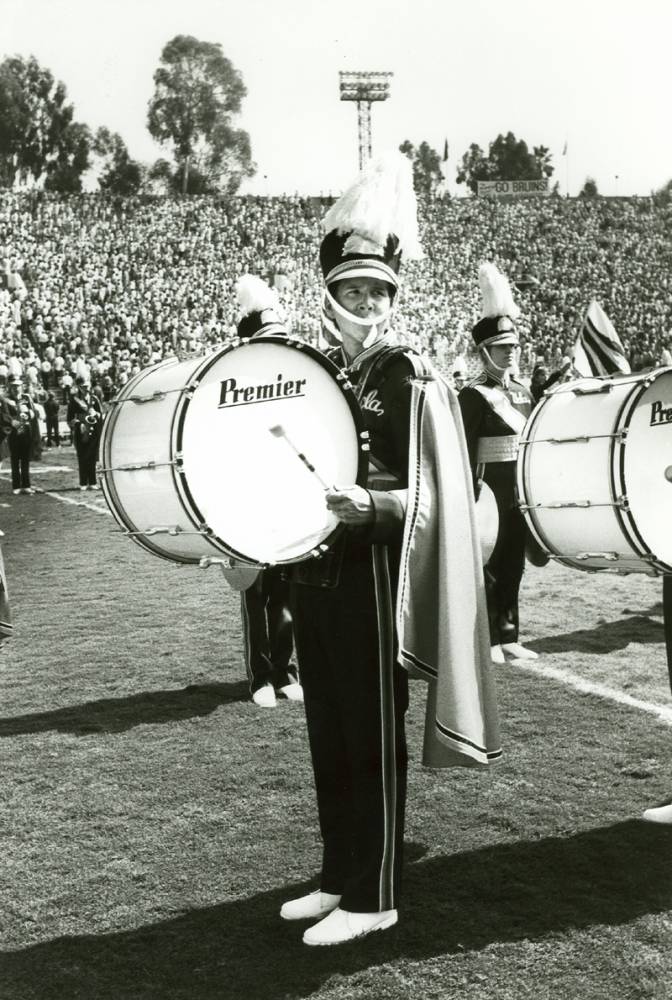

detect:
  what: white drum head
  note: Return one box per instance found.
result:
[620,369,672,570]
[177,339,363,565]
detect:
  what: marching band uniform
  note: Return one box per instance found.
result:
[234,276,302,709]
[1,380,37,494]
[283,155,500,946]
[67,380,103,490]
[458,265,536,664]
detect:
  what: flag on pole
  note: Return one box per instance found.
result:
[572,300,631,377]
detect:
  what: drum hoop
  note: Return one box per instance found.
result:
[518,371,672,574]
[516,396,564,562]
[612,372,672,573]
[100,358,198,564]
[171,336,369,565]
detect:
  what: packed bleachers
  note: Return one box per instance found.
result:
[1,190,671,410]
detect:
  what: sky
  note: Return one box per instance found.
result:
[3,0,672,198]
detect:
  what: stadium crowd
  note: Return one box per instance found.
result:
[1,190,671,422]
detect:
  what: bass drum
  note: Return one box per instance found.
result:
[516,368,672,575]
[100,336,369,566]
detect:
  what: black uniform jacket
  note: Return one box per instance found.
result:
[292,342,416,589]
[458,373,533,509]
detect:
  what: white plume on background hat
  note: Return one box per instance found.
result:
[478,263,520,321]
[235,274,281,318]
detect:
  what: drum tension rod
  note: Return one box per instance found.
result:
[519,498,629,510]
[519,431,628,446]
[98,460,176,473]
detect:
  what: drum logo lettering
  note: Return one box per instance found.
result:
[219,373,307,408]
[649,400,672,426]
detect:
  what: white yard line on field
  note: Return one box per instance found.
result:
[41,490,113,517]
[513,659,672,726]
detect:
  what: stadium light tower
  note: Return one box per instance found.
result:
[339,71,393,172]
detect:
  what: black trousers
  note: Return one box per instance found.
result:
[290,544,408,913]
[485,498,527,645]
[75,442,99,487]
[9,432,31,490]
[241,567,294,693]
[45,415,60,445]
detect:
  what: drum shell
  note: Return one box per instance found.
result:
[100,356,227,563]
[517,368,672,575]
[100,339,368,566]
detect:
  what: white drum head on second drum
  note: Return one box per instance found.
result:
[620,369,672,571]
[177,340,362,565]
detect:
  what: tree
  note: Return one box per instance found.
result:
[456,131,554,194]
[147,35,255,195]
[399,139,444,196]
[0,55,91,189]
[651,178,672,206]
[579,177,599,199]
[93,127,143,195]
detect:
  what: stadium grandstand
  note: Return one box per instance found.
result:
[1,191,671,407]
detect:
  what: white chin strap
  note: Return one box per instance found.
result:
[324,289,392,349]
[481,346,518,387]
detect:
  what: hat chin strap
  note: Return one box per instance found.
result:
[481,346,516,388]
[324,289,392,349]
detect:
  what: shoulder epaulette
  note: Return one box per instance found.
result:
[466,372,487,389]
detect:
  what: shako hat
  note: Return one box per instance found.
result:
[319,152,422,295]
[235,275,287,340]
[471,263,520,349]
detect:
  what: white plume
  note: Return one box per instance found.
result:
[235,274,279,317]
[478,263,520,320]
[322,152,423,260]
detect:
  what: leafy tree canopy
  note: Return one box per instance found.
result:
[93,128,144,196]
[456,132,554,194]
[147,35,255,195]
[579,176,599,199]
[399,139,447,197]
[0,55,91,190]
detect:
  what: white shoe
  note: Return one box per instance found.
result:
[642,803,672,825]
[252,684,276,708]
[502,642,538,661]
[490,644,505,664]
[280,890,341,921]
[12,489,20,495]
[79,485,87,491]
[278,681,304,702]
[303,907,398,946]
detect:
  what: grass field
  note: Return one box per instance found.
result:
[1,448,671,1000]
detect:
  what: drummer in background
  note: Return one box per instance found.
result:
[282,154,499,946]
[234,276,303,709]
[458,264,537,666]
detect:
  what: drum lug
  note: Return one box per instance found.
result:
[615,495,630,511]
[575,551,619,561]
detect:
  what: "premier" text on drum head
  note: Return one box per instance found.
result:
[218,374,307,408]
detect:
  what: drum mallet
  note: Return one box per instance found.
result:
[268,424,329,489]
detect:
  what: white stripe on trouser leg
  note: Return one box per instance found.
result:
[240,591,254,690]
[372,545,397,912]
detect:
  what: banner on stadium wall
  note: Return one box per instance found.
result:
[477,179,550,197]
